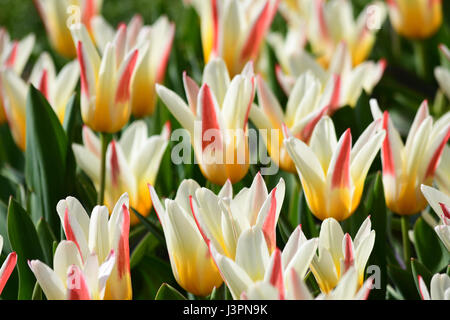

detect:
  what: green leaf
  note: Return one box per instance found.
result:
[31,281,42,300]
[36,218,57,266]
[25,86,70,234]
[365,172,387,300]
[387,265,420,300]
[131,207,165,244]
[411,258,433,298]
[413,217,449,273]
[130,232,158,269]
[7,197,45,300]
[155,283,187,300]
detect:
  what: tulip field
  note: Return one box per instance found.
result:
[0,0,449,302]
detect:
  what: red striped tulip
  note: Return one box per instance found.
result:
[149,181,223,297]
[71,23,139,133]
[208,226,318,300]
[0,235,17,296]
[29,240,116,300]
[249,72,340,172]
[0,29,35,124]
[310,217,375,293]
[72,120,170,225]
[156,58,255,185]
[421,185,450,251]
[1,52,79,150]
[55,193,132,299]
[191,0,279,76]
[386,0,442,39]
[418,273,450,300]
[91,15,175,117]
[436,145,449,195]
[271,38,386,110]
[306,0,386,67]
[34,0,103,58]
[371,99,450,215]
[284,116,386,220]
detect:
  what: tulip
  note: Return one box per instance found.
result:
[242,266,374,300]
[70,23,139,133]
[56,193,132,299]
[149,180,223,297]
[0,29,35,124]
[270,37,386,109]
[1,52,79,150]
[284,116,385,220]
[72,120,170,225]
[191,173,285,259]
[303,0,386,67]
[91,15,175,117]
[371,99,450,215]
[249,72,340,173]
[420,185,450,251]
[418,273,450,300]
[0,235,17,296]
[29,240,116,300]
[34,0,103,58]
[435,44,450,101]
[191,0,279,76]
[386,0,442,39]
[309,217,375,294]
[156,58,255,185]
[208,225,318,300]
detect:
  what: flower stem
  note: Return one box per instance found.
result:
[98,132,108,205]
[413,40,428,80]
[401,215,411,270]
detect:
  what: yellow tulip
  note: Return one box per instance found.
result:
[387,0,442,39]
[284,116,385,221]
[149,181,223,296]
[71,23,139,133]
[191,0,279,76]
[156,58,255,185]
[0,29,35,124]
[34,0,103,58]
[91,15,175,118]
[371,99,450,215]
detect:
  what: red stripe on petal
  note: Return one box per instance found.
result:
[115,49,139,103]
[331,129,352,189]
[81,0,96,31]
[0,252,17,295]
[316,0,329,40]
[77,41,89,98]
[424,127,450,179]
[262,188,277,252]
[110,140,120,187]
[4,41,18,68]
[200,84,222,151]
[300,105,328,143]
[190,195,209,246]
[67,265,91,300]
[381,111,395,176]
[439,203,450,220]
[183,71,200,115]
[417,275,427,300]
[240,0,279,61]
[211,0,219,57]
[327,75,341,115]
[343,233,354,273]
[268,248,284,300]
[39,69,49,100]
[82,125,100,157]
[156,23,175,84]
[117,204,130,278]
[64,208,83,258]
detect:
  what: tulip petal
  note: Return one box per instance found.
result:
[0,252,17,295]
